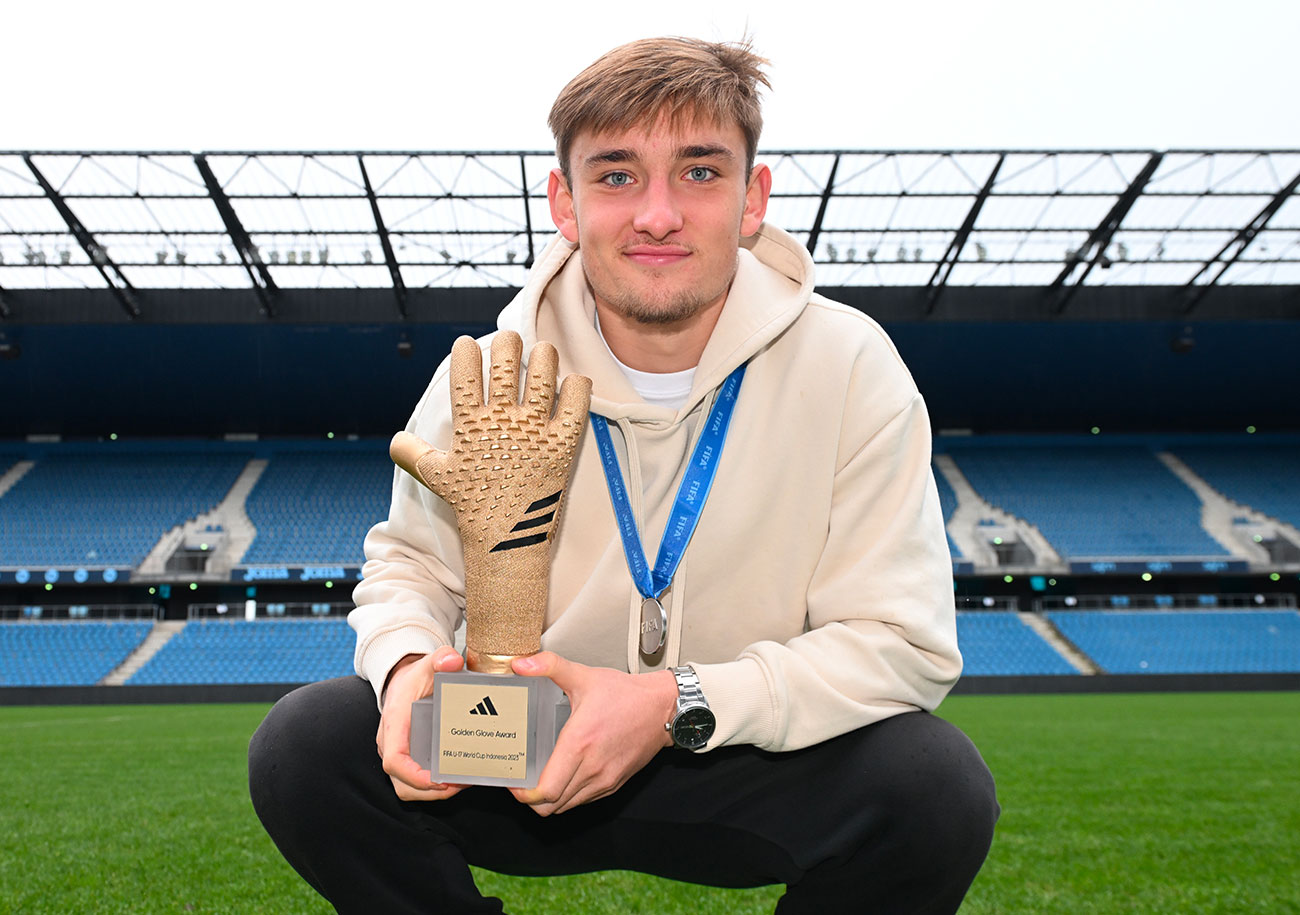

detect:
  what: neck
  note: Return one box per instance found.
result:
[594,297,724,373]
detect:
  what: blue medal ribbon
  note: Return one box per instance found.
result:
[590,364,746,613]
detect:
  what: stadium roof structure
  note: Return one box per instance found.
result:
[1,149,1297,321]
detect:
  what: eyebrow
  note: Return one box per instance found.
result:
[581,144,738,171]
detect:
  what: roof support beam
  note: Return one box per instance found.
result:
[358,155,407,319]
[1181,166,1300,314]
[194,154,278,318]
[1048,152,1164,315]
[520,155,536,270]
[23,154,142,319]
[926,154,1004,314]
[805,153,842,259]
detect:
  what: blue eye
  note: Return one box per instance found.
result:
[604,172,632,186]
[687,166,715,181]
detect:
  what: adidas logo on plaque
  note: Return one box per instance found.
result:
[469,696,499,717]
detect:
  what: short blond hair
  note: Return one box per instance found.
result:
[548,36,771,180]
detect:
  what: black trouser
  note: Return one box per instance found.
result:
[249,676,998,914]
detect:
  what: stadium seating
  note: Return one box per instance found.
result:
[956,612,1078,676]
[946,444,1228,559]
[1172,445,1300,531]
[934,465,964,559]
[127,618,355,685]
[1046,610,1300,674]
[0,450,249,567]
[0,620,152,686]
[240,451,393,566]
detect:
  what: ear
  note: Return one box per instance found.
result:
[740,163,772,238]
[548,169,579,243]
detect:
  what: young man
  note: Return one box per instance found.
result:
[250,37,998,914]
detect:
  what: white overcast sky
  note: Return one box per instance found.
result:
[7,0,1299,153]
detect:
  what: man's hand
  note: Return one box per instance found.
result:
[376,647,468,801]
[508,652,678,816]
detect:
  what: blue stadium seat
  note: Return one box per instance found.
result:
[956,612,1078,676]
[240,451,392,566]
[127,618,355,685]
[0,621,152,686]
[934,465,964,559]
[1173,445,1300,531]
[948,445,1228,559]
[1046,610,1300,674]
[0,451,249,567]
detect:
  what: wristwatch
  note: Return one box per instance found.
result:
[665,665,715,750]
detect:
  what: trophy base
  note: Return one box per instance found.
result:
[411,671,569,789]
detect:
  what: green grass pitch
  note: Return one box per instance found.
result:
[0,691,1296,914]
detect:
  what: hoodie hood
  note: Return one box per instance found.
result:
[496,223,816,421]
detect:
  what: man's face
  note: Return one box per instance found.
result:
[548,113,770,327]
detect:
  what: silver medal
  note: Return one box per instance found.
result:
[639,596,667,655]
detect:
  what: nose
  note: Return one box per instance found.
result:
[631,179,684,239]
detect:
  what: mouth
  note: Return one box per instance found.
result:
[623,244,691,267]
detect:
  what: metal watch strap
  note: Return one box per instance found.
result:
[671,665,708,712]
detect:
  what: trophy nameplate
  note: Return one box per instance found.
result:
[411,672,569,788]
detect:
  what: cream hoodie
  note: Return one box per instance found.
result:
[350,224,961,752]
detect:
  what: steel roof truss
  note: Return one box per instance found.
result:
[194,154,278,317]
[358,155,407,318]
[805,153,841,258]
[926,154,1005,313]
[1182,167,1300,313]
[519,155,536,269]
[1048,153,1164,314]
[23,155,142,318]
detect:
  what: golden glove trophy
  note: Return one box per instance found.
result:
[398,331,590,788]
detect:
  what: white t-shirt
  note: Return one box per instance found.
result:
[596,316,695,411]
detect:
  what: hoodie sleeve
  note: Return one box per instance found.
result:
[347,356,467,707]
[692,345,961,752]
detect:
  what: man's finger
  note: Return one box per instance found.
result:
[511,650,572,685]
[393,778,468,803]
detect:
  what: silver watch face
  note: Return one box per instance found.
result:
[671,706,715,749]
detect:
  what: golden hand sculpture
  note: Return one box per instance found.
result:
[390,331,591,673]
